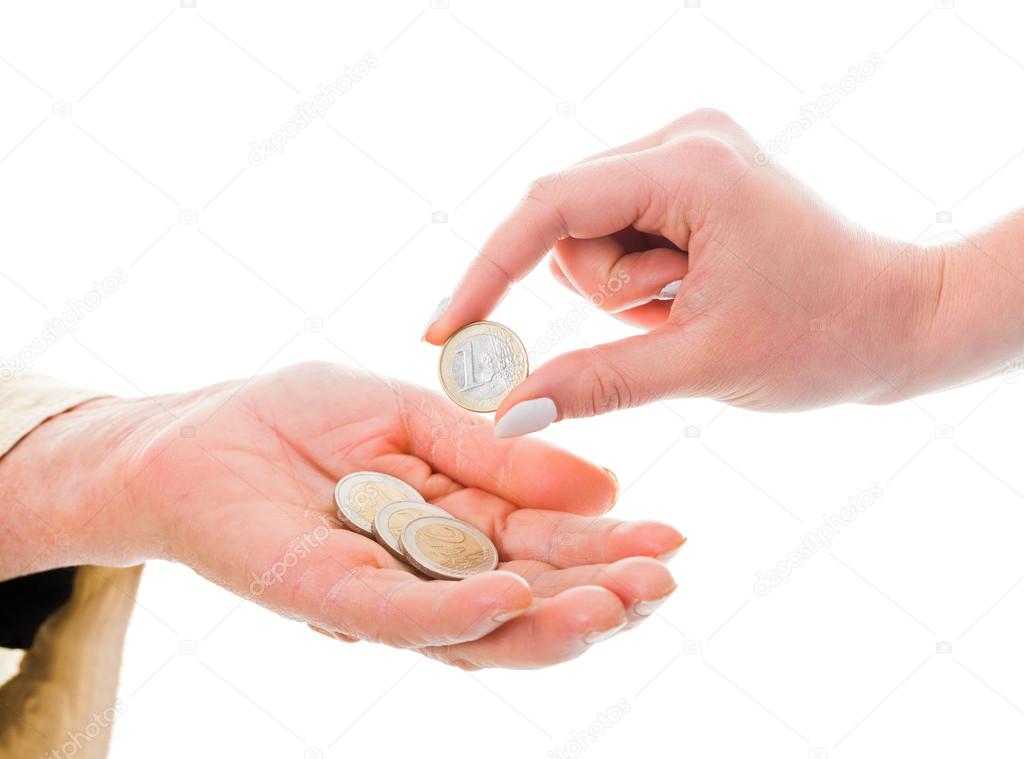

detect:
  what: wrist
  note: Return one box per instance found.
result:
[872,239,949,402]
[822,233,943,405]
[893,221,1024,399]
[0,396,165,578]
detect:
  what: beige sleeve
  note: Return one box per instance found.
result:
[0,374,138,759]
[0,373,108,458]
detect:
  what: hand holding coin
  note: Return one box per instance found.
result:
[81,362,684,669]
[425,110,965,435]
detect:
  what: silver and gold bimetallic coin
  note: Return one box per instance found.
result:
[334,471,424,537]
[371,501,451,561]
[399,515,499,580]
[438,321,528,412]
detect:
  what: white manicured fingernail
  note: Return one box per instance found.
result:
[421,296,450,340]
[656,279,683,300]
[494,398,557,438]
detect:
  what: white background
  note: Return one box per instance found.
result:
[3,1,1024,757]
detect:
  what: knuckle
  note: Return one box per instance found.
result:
[373,576,421,646]
[320,566,368,634]
[469,251,515,288]
[579,361,636,416]
[286,359,335,379]
[664,108,737,138]
[688,107,738,128]
[522,173,569,238]
[280,360,360,389]
[676,134,743,167]
[524,173,562,203]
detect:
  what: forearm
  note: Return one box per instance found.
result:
[908,211,1024,396]
[0,397,145,580]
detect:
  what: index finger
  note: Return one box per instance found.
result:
[426,489,684,567]
[399,384,618,515]
[425,155,658,344]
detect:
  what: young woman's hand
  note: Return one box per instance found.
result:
[425,109,948,436]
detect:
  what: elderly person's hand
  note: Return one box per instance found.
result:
[0,362,683,669]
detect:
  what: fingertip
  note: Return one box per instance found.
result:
[463,570,533,620]
[567,460,619,515]
[423,318,453,346]
[602,467,619,512]
[609,521,687,561]
[426,584,628,669]
[509,584,627,665]
[657,538,687,563]
[559,585,629,642]
[596,556,678,618]
[486,569,532,595]
[493,397,558,438]
[501,362,564,410]
[308,624,359,643]
[569,465,618,516]
[469,414,617,514]
[425,279,499,345]
[421,296,451,344]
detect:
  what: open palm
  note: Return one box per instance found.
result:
[127,362,682,669]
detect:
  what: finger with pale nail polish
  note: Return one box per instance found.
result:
[421,296,450,341]
[656,279,683,300]
[494,397,557,438]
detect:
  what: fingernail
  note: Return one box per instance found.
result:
[655,279,683,301]
[582,621,627,645]
[492,608,526,624]
[494,397,557,438]
[633,588,676,617]
[421,296,450,341]
[603,467,619,512]
[657,538,687,563]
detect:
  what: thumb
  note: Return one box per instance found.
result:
[493,327,699,438]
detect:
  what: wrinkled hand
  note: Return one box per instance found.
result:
[74,362,683,669]
[425,109,943,434]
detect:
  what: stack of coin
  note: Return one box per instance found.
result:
[438,321,529,412]
[334,471,498,580]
